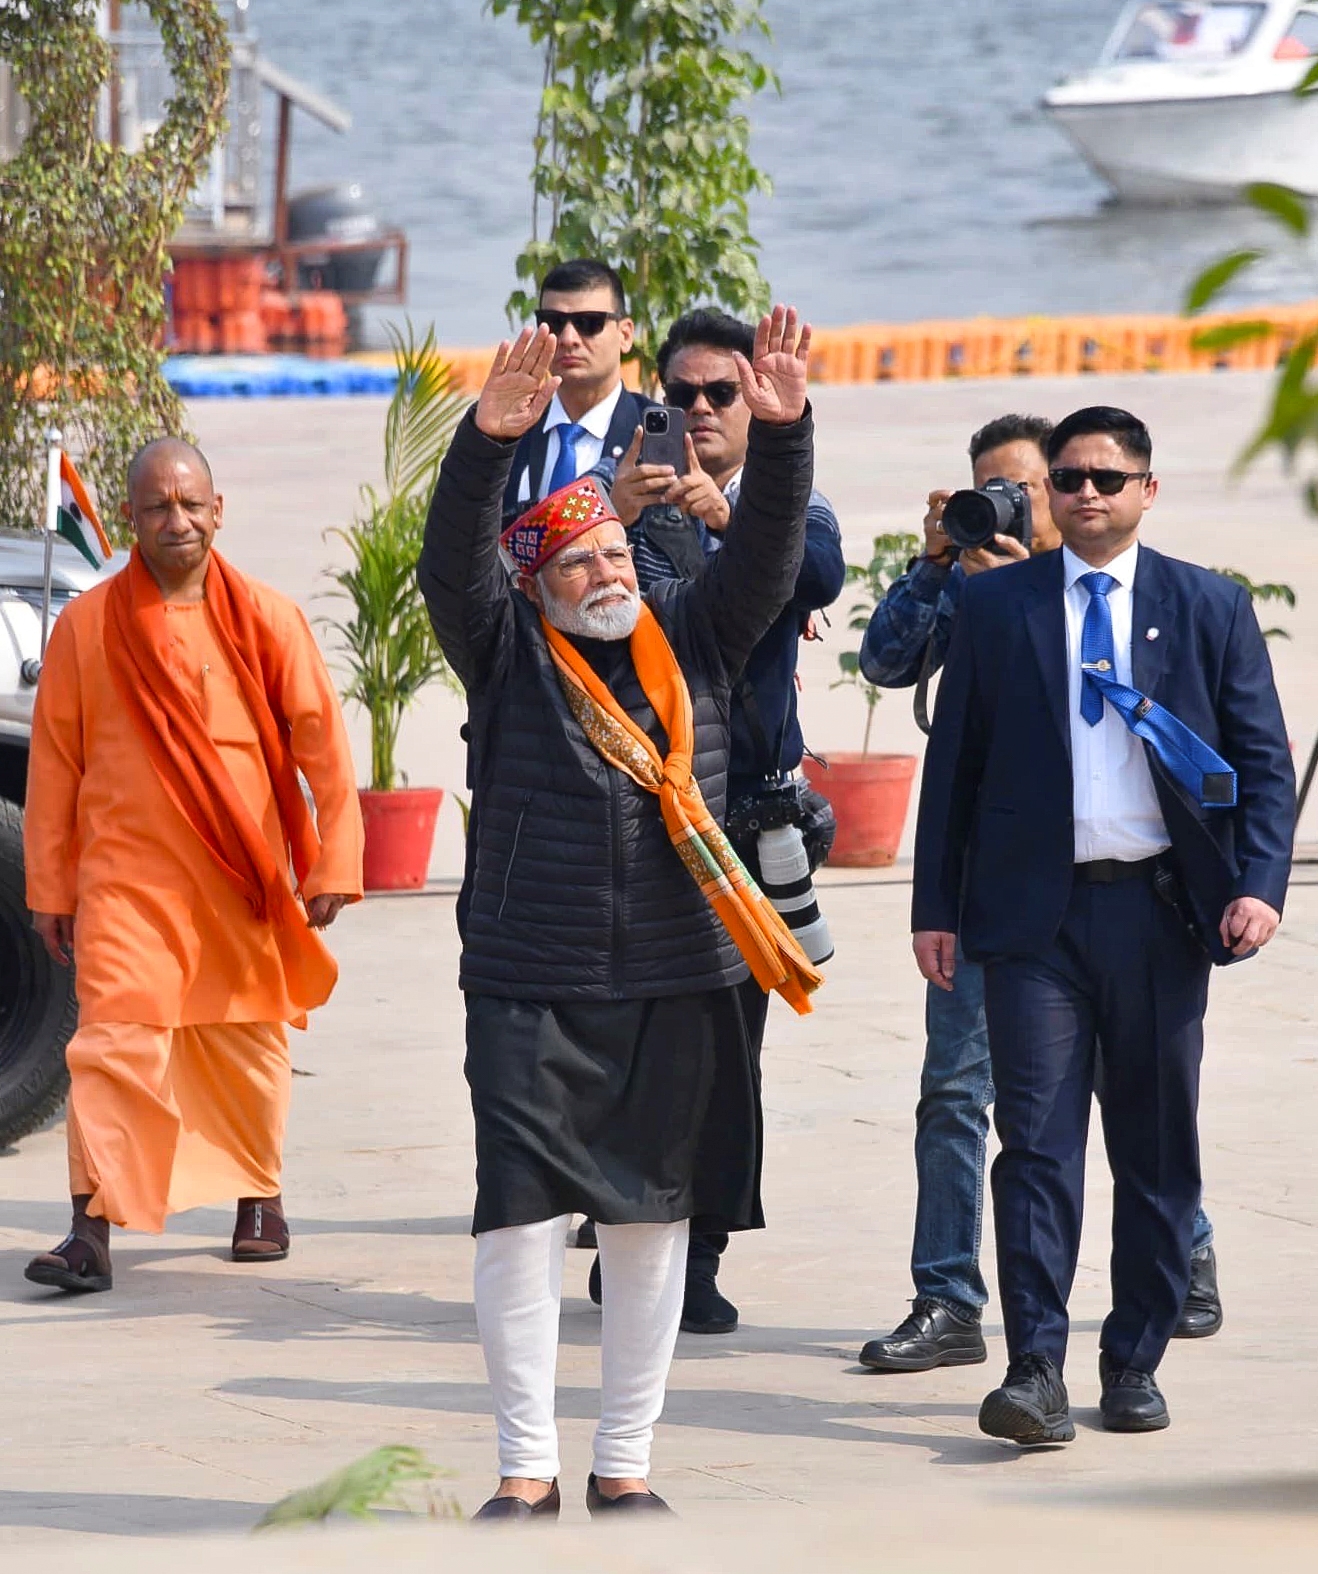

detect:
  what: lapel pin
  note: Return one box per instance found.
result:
[1145,627,1160,641]
[611,445,624,458]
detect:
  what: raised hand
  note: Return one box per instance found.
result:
[475,325,561,441]
[732,304,812,427]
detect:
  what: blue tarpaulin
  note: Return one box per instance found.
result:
[164,355,399,398]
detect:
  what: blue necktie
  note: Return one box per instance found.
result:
[1078,570,1237,809]
[546,421,587,496]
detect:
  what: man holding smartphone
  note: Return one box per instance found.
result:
[596,308,845,1334]
[501,259,657,527]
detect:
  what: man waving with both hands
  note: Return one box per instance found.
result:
[420,305,822,1522]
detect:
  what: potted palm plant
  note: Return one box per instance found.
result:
[321,324,467,890]
[802,531,922,867]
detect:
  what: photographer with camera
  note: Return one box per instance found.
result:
[860,415,1060,694]
[855,414,1221,1378]
[594,307,845,1335]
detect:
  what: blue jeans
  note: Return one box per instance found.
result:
[911,951,1213,1318]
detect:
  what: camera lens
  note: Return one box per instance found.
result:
[942,489,1002,551]
[942,479,1031,554]
[644,410,669,434]
[757,826,834,965]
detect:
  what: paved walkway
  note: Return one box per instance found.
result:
[3,871,1316,1566]
[4,373,1316,1566]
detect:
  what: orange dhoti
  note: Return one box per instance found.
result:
[65,1021,291,1233]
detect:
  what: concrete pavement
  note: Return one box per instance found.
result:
[1,372,1315,1565]
[2,870,1316,1564]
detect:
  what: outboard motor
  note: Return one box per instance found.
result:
[285,182,386,293]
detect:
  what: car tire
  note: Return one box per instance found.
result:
[0,798,75,1148]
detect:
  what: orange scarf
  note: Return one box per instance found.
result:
[542,605,823,1015]
[105,546,322,935]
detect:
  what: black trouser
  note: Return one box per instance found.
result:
[982,864,1211,1372]
[688,973,771,1280]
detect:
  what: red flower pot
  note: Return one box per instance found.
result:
[802,752,917,868]
[358,787,444,892]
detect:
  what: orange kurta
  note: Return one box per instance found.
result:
[24,571,364,1027]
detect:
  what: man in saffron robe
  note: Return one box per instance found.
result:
[23,437,363,1293]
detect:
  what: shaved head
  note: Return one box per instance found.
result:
[126,437,213,506]
[122,437,223,598]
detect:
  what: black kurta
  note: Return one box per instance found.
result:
[465,987,763,1236]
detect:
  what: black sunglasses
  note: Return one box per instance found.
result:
[1049,466,1151,495]
[535,309,622,338]
[664,379,741,411]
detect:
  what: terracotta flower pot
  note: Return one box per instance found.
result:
[358,787,444,892]
[802,753,917,868]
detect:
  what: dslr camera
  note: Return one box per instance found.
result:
[725,777,834,966]
[940,477,1032,555]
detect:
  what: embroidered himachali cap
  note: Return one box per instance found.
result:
[500,476,621,575]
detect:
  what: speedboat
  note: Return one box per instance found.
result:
[1043,0,1318,201]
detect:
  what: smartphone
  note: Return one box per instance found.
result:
[639,406,688,474]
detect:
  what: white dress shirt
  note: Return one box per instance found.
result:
[516,382,626,503]
[1063,541,1171,864]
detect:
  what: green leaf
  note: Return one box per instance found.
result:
[1190,320,1276,353]
[254,1446,450,1530]
[1183,249,1265,314]
[1298,57,1318,94]
[1245,182,1311,238]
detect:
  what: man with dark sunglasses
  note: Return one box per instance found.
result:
[857,415,1221,1380]
[501,258,657,527]
[912,405,1294,1445]
[588,307,845,1335]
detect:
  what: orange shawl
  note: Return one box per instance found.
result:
[104,546,321,934]
[542,605,823,1015]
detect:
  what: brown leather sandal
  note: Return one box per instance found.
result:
[232,1195,290,1262]
[25,1231,113,1293]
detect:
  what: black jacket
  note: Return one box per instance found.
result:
[420,406,815,1000]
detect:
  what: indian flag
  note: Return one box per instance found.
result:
[57,453,113,570]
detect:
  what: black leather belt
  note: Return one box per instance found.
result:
[1073,856,1161,885]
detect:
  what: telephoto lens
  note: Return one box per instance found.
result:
[756,825,835,965]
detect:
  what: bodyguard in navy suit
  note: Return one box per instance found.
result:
[912,407,1294,1444]
[500,258,657,529]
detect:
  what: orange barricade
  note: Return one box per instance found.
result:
[801,302,1318,384]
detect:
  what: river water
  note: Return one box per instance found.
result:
[248,0,1316,345]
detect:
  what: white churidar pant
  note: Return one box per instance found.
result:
[473,1214,689,1480]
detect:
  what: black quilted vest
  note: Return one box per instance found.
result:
[460,586,744,999]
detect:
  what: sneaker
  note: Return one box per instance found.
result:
[978,1353,1075,1444]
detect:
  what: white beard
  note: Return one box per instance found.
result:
[539,579,642,641]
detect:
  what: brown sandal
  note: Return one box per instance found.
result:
[232,1195,290,1262]
[25,1231,113,1293]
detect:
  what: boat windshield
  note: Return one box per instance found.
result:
[1110,2,1268,61]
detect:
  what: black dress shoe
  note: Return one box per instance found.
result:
[859,1297,986,1372]
[588,1253,602,1306]
[471,1480,561,1522]
[680,1271,738,1334]
[575,1218,598,1250]
[978,1353,1075,1444]
[585,1473,673,1516]
[1099,1354,1169,1432]
[1173,1244,1223,1339]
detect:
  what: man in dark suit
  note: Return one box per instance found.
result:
[912,405,1294,1444]
[501,258,656,528]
